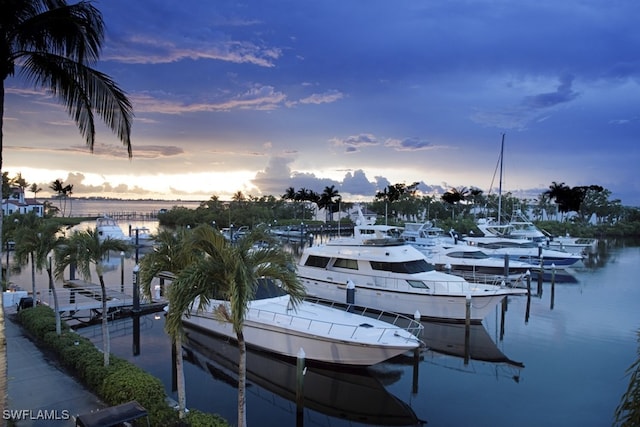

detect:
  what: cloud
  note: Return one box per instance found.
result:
[104,37,282,67]
[384,137,435,151]
[522,75,579,109]
[471,75,581,130]
[131,85,287,114]
[299,90,344,105]
[330,133,379,153]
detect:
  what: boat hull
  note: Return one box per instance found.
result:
[182,298,420,366]
[299,273,524,322]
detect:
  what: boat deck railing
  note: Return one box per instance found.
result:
[197,299,424,345]
[303,296,425,339]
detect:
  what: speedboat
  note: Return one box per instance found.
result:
[96,216,131,243]
[180,281,423,366]
[297,222,528,323]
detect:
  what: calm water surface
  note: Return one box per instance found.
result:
[7,205,640,427]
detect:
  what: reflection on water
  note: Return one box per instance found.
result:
[182,325,424,426]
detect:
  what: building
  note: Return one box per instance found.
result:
[2,187,44,217]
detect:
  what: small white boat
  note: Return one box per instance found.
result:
[297,221,527,322]
[181,285,423,366]
[96,216,131,243]
[129,226,154,247]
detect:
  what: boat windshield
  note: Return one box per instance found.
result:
[370,259,434,274]
[254,278,288,300]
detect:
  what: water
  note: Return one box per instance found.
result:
[6,202,640,427]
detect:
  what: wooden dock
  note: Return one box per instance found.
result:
[38,280,164,321]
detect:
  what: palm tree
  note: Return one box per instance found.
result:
[166,226,305,427]
[13,215,64,333]
[63,183,73,217]
[29,183,42,203]
[139,228,194,419]
[318,185,340,222]
[1,1,134,395]
[54,229,130,366]
[49,179,65,214]
[441,186,468,220]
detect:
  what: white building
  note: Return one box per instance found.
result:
[2,187,44,217]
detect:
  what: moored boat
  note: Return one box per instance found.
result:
[180,281,423,366]
[96,215,131,243]
[297,222,527,323]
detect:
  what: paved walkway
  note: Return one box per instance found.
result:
[4,307,105,426]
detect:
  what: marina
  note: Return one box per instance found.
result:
[75,238,639,427]
[2,207,639,426]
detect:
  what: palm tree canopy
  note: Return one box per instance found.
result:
[1,0,133,156]
[12,215,63,272]
[138,228,195,298]
[165,225,305,339]
[54,228,130,280]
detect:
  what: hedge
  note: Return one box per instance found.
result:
[16,305,229,426]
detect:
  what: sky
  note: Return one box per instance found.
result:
[3,0,640,206]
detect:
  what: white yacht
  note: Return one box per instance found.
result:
[462,235,584,268]
[95,216,131,243]
[477,213,597,255]
[422,243,538,284]
[297,223,527,323]
[181,282,423,366]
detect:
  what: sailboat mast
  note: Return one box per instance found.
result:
[498,133,505,224]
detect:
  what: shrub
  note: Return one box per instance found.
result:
[15,305,229,426]
[185,409,229,427]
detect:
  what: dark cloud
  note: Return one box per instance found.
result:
[522,75,579,109]
[385,137,434,151]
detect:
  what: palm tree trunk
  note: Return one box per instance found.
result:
[31,253,36,307]
[98,276,110,366]
[237,331,247,427]
[175,335,187,419]
[47,259,61,335]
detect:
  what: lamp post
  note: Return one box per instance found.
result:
[120,251,125,293]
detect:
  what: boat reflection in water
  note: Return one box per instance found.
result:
[182,325,425,426]
[418,320,524,381]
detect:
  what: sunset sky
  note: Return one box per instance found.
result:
[3,0,639,206]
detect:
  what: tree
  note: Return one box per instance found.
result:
[441,186,468,220]
[614,330,640,427]
[318,185,340,222]
[12,215,64,333]
[165,225,305,427]
[1,0,134,399]
[54,229,130,366]
[29,183,42,203]
[139,228,194,419]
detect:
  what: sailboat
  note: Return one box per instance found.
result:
[461,135,584,268]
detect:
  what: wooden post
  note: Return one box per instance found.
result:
[296,348,306,426]
[133,264,140,312]
[120,251,125,293]
[346,279,355,311]
[464,295,471,365]
[503,253,510,279]
[525,270,531,324]
[550,264,556,310]
[537,257,544,297]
